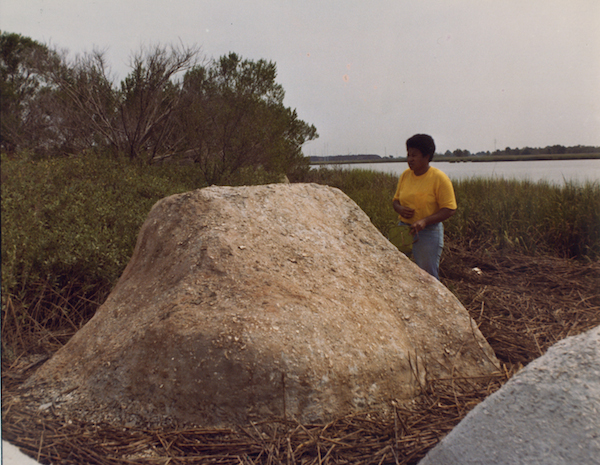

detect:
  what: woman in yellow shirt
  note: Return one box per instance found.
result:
[392,134,457,279]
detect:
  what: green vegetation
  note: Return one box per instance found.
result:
[448,177,600,257]
[0,154,286,355]
[2,34,599,362]
[1,33,317,184]
[304,167,600,259]
[3,160,598,358]
[2,156,189,297]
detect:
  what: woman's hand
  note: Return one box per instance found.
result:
[410,208,456,235]
[398,206,415,218]
[392,200,414,218]
[409,219,427,235]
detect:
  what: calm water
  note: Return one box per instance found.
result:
[315,159,600,185]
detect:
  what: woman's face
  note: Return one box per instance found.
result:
[407,147,430,175]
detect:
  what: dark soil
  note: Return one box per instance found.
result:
[3,243,599,464]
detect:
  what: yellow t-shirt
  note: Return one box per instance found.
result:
[393,166,457,224]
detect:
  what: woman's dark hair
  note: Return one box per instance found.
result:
[406,134,436,161]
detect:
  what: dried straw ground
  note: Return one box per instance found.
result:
[3,243,599,465]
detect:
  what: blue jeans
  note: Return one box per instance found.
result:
[400,221,444,280]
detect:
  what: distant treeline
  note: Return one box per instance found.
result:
[441,145,600,158]
[310,154,381,163]
[311,145,600,163]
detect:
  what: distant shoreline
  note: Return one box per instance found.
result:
[311,153,600,165]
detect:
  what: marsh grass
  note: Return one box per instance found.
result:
[448,177,600,257]
[304,167,600,259]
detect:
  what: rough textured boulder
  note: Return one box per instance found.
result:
[27,183,499,427]
[419,325,600,465]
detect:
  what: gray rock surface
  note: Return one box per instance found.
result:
[419,325,600,465]
[26,183,498,427]
[2,441,41,465]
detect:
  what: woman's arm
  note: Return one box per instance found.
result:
[409,208,456,234]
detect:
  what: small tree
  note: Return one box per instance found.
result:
[178,53,317,184]
[119,44,200,162]
[0,32,58,154]
[43,50,120,155]
[45,43,200,161]
[1,35,318,173]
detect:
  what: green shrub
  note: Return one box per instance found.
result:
[1,154,205,352]
[4,156,183,291]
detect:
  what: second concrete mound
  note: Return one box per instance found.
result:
[420,325,600,465]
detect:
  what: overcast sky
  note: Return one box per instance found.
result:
[2,0,599,156]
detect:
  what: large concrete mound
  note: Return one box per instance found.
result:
[27,183,499,427]
[420,325,600,465]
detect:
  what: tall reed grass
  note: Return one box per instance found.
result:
[448,177,600,257]
[304,167,600,259]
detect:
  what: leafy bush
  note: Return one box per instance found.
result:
[1,154,205,354]
[3,156,180,291]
